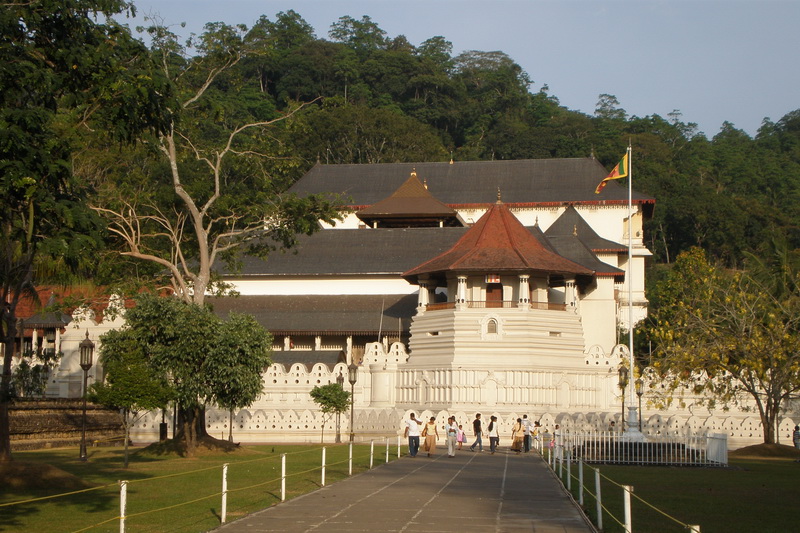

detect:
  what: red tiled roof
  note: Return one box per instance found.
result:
[403,200,595,281]
[10,286,134,327]
[356,170,463,226]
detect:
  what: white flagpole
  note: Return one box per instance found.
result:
[627,144,635,415]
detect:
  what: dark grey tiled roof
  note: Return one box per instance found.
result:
[290,159,655,206]
[228,228,468,277]
[23,311,72,329]
[546,236,625,277]
[208,294,417,335]
[227,224,617,280]
[545,205,627,252]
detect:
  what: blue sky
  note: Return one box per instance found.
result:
[121,0,800,138]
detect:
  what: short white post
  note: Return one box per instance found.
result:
[578,459,584,506]
[348,442,353,475]
[221,463,228,524]
[397,435,401,457]
[595,468,603,531]
[119,480,128,533]
[623,485,633,533]
[370,440,374,469]
[385,437,389,463]
[321,447,327,487]
[566,451,571,492]
[281,454,286,502]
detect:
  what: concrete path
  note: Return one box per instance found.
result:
[214,449,596,533]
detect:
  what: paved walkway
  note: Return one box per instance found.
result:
[214,449,596,533]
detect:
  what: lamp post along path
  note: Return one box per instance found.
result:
[618,365,629,430]
[635,377,644,432]
[348,362,358,443]
[335,372,344,443]
[78,331,95,462]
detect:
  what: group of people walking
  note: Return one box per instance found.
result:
[403,413,467,457]
[403,412,546,458]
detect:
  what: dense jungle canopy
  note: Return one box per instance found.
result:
[92,9,800,271]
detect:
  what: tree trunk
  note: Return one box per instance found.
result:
[0,319,18,462]
[757,401,776,444]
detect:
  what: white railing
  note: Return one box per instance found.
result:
[538,431,728,466]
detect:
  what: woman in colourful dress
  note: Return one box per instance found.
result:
[510,418,524,454]
[422,416,439,457]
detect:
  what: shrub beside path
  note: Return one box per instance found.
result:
[214,449,596,532]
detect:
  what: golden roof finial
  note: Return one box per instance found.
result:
[411,167,417,178]
[573,224,578,236]
[496,187,502,203]
[423,177,428,190]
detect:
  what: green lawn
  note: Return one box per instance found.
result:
[4,444,798,533]
[558,456,799,533]
[0,443,400,533]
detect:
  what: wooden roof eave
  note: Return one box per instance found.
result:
[270,329,404,337]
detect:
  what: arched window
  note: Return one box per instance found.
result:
[487,318,498,334]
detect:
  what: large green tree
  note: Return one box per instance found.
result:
[649,248,800,443]
[0,0,170,463]
[105,293,272,455]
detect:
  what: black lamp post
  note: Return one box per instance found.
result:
[348,362,358,442]
[44,328,56,357]
[635,377,644,432]
[79,331,95,462]
[335,372,344,443]
[618,365,629,430]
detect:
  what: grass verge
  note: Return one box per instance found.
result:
[556,447,800,532]
[0,442,400,533]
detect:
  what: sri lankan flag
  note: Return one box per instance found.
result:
[595,153,629,194]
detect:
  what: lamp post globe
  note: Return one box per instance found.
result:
[78,331,95,462]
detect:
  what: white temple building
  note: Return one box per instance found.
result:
[18,158,798,448]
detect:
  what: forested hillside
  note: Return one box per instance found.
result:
[83,10,800,271]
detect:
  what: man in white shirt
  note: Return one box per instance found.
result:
[403,413,422,457]
[553,423,563,460]
[446,416,459,457]
[522,414,532,453]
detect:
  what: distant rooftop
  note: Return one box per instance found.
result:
[290,158,655,210]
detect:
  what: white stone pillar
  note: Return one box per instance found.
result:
[417,280,429,310]
[457,275,467,304]
[565,278,578,312]
[518,274,530,304]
